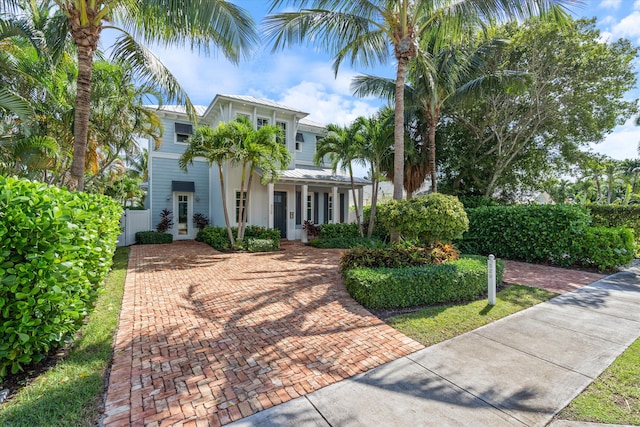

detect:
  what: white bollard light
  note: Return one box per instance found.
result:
[488,254,496,306]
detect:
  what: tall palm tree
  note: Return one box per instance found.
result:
[354,110,393,238]
[179,124,236,245]
[3,0,258,190]
[265,0,574,204]
[314,122,364,236]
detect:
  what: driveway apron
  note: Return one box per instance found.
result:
[102,241,423,426]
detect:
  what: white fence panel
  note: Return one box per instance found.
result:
[117,209,151,247]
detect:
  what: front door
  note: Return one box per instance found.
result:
[273,191,287,239]
[174,193,192,239]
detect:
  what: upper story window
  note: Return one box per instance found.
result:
[295,132,304,151]
[257,117,269,129]
[276,121,287,145]
[175,123,193,144]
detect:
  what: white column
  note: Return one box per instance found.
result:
[268,183,274,229]
[332,186,338,224]
[358,187,364,223]
[301,184,308,243]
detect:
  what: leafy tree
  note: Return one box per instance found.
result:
[2,0,258,190]
[439,18,638,197]
[265,0,568,206]
[314,121,364,236]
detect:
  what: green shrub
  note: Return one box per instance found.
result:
[309,237,384,249]
[342,256,504,309]
[362,205,389,240]
[0,176,121,378]
[196,226,231,251]
[574,227,635,271]
[378,194,468,245]
[587,205,640,253]
[460,204,591,265]
[197,225,280,251]
[245,238,279,252]
[318,222,360,239]
[135,231,173,244]
[339,243,460,272]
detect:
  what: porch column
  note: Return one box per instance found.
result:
[358,187,364,224]
[332,186,338,224]
[301,184,308,243]
[268,183,274,229]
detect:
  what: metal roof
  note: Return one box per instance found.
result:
[278,167,369,186]
[216,94,308,116]
[145,105,208,116]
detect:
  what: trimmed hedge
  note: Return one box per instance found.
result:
[135,231,173,244]
[318,222,360,239]
[197,225,280,251]
[0,176,122,378]
[309,237,383,249]
[342,256,504,309]
[587,205,640,252]
[339,243,460,271]
[575,227,635,271]
[460,205,590,266]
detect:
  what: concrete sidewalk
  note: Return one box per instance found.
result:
[230,268,640,427]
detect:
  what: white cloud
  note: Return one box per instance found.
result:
[599,15,616,25]
[635,0,640,10]
[599,0,621,9]
[590,118,640,160]
[611,11,640,40]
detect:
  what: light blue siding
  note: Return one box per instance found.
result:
[295,130,319,164]
[155,117,194,155]
[150,156,209,229]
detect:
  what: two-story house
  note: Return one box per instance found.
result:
[146,94,368,241]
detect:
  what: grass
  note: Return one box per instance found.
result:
[0,247,130,427]
[386,284,556,347]
[559,337,640,425]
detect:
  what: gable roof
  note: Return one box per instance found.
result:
[204,94,309,119]
[145,104,208,117]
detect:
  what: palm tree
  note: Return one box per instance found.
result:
[354,110,393,238]
[265,0,573,204]
[220,117,291,240]
[179,124,236,245]
[314,122,364,236]
[3,0,258,191]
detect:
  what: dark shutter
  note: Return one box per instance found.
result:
[295,191,301,225]
[296,133,304,142]
[172,181,195,192]
[175,123,193,134]
[314,193,319,224]
[323,193,329,224]
[340,193,345,223]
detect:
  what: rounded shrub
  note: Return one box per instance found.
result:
[378,194,469,245]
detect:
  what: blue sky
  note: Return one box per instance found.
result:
[114,1,640,162]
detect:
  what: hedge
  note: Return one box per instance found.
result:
[197,225,280,251]
[309,237,383,249]
[575,226,635,271]
[587,205,640,252]
[460,205,591,266]
[0,177,122,378]
[342,256,504,309]
[135,231,173,244]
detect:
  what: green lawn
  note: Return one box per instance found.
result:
[387,284,556,347]
[0,247,130,427]
[559,337,640,425]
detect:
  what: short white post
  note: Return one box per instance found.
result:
[488,254,496,306]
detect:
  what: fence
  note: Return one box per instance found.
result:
[117,209,151,247]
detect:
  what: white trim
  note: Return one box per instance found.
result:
[268,183,274,229]
[150,151,208,161]
[173,192,194,240]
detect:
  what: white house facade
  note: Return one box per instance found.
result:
[146,94,368,241]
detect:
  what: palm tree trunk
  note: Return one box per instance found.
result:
[70,44,94,191]
[393,57,407,201]
[428,114,438,193]
[236,162,247,241]
[349,166,363,237]
[367,168,379,239]
[239,168,254,240]
[218,164,235,246]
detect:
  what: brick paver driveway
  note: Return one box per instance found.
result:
[103,241,423,426]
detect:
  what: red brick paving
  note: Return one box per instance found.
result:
[103,241,423,426]
[502,259,605,294]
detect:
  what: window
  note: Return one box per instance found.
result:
[276,121,287,145]
[296,191,301,225]
[306,193,313,222]
[257,117,269,129]
[328,195,333,222]
[235,191,248,223]
[175,123,193,144]
[295,132,304,151]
